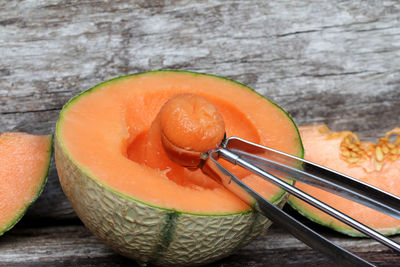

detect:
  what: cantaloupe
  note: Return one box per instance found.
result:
[55,70,303,266]
[289,125,400,236]
[0,132,52,236]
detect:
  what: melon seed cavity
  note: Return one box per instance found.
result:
[340,128,400,171]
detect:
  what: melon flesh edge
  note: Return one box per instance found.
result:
[288,125,400,237]
[56,137,289,266]
[0,133,52,236]
[289,201,400,237]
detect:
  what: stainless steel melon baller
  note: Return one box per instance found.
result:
[164,134,400,267]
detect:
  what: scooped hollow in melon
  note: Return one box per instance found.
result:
[0,132,52,236]
[289,125,400,236]
[55,70,303,266]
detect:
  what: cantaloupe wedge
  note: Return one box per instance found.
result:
[0,132,52,235]
[55,70,303,266]
[289,125,400,236]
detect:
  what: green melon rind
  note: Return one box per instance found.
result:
[55,70,303,265]
[56,137,285,265]
[0,135,53,236]
[288,197,400,237]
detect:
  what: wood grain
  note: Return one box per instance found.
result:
[1,0,400,265]
[1,221,399,266]
[1,0,399,221]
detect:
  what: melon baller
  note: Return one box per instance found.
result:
[163,133,400,267]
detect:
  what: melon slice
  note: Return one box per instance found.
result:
[0,132,52,236]
[289,125,400,236]
[55,70,303,266]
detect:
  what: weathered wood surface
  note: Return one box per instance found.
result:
[1,220,400,267]
[1,0,400,265]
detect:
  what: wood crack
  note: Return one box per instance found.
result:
[275,19,386,38]
[276,30,319,37]
[273,71,371,80]
[1,107,61,115]
[215,57,295,65]
[300,71,367,78]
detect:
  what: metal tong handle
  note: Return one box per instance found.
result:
[203,152,373,267]
[217,148,400,252]
[202,137,400,266]
[221,137,400,251]
[224,136,400,220]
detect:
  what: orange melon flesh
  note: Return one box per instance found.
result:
[289,125,400,236]
[0,132,52,235]
[159,93,225,153]
[158,93,226,168]
[59,71,302,214]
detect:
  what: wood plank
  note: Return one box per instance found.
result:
[1,221,399,266]
[1,1,400,135]
[1,0,400,265]
[0,223,133,267]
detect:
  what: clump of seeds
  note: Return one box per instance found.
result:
[340,128,400,171]
[340,134,365,164]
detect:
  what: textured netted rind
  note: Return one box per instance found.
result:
[55,137,288,266]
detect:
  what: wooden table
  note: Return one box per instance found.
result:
[1,1,400,266]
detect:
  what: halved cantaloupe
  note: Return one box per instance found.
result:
[55,70,303,266]
[289,125,400,236]
[0,132,52,236]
